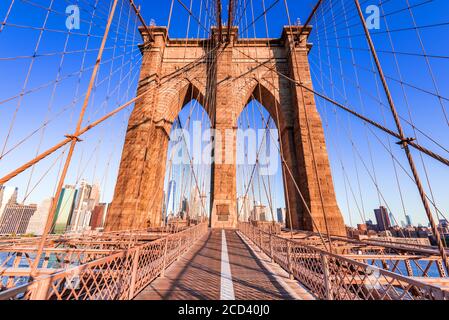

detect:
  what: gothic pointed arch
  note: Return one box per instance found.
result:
[106,25,346,236]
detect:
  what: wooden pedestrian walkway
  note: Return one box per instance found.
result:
[134,229,313,300]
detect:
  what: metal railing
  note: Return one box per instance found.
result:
[277,230,448,278]
[0,223,208,300]
[0,228,174,290]
[238,222,449,300]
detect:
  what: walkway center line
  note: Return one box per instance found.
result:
[220,229,235,300]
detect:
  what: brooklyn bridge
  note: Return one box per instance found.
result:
[0,0,449,300]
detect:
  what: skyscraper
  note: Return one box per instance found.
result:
[405,214,413,227]
[26,197,52,235]
[53,185,77,234]
[0,186,18,222]
[189,188,202,220]
[277,208,286,225]
[251,205,268,222]
[180,196,189,219]
[70,180,100,232]
[374,206,391,231]
[389,212,396,226]
[162,191,167,222]
[166,180,177,216]
[90,203,109,230]
[190,190,208,220]
[200,193,208,219]
[237,195,252,222]
[0,203,37,235]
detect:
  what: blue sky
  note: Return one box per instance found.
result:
[1,0,448,227]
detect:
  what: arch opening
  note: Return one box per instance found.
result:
[240,82,289,133]
[236,98,287,227]
[162,98,212,228]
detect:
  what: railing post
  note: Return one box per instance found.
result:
[161,236,169,277]
[29,277,51,300]
[128,248,140,300]
[269,233,274,262]
[286,241,294,280]
[404,260,413,277]
[321,253,333,300]
[7,253,22,288]
[437,260,447,277]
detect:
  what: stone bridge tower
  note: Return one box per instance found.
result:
[105,25,346,237]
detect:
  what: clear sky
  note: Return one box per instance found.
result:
[1,0,448,227]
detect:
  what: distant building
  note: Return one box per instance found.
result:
[70,180,100,232]
[182,197,189,213]
[237,195,252,222]
[26,198,52,235]
[0,186,18,222]
[251,205,268,222]
[389,212,396,226]
[0,203,37,235]
[277,208,286,225]
[357,224,368,233]
[162,191,167,220]
[374,206,391,231]
[53,185,77,234]
[90,203,109,230]
[405,214,413,227]
[366,219,377,231]
[166,180,176,216]
[199,193,207,219]
[180,197,189,219]
[438,219,449,234]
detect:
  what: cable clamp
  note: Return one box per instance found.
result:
[65,134,82,142]
[396,137,415,148]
